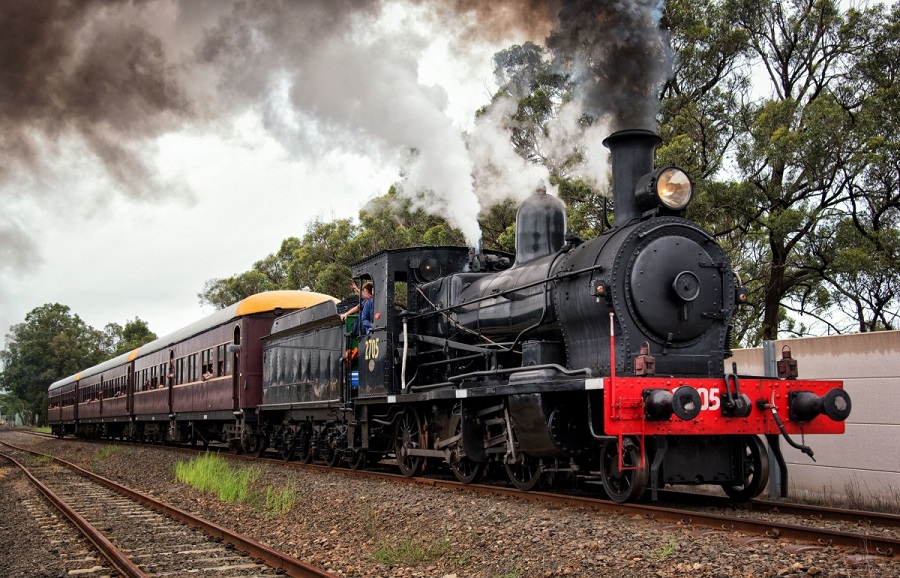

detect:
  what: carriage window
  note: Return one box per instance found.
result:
[217,344,226,376]
[202,348,214,376]
[188,353,198,382]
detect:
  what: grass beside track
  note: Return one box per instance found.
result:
[175,452,297,515]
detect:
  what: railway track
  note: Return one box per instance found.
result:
[0,440,335,578]
[0,456,116,576]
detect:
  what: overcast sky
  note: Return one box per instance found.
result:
[0,0,669,341]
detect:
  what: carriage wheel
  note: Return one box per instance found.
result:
[297,430,313,464]
[319,426,339,467]
[229,427,244,455]
[256,433,271,458]
[280,431,296,462]
[324,448,340,467]
[394,408,425,477]
[600,437,648,502]
[349,450,367,471]
[721,435,770,500]
[450,420,485,484]
[324,443,341,467]
[505,453,542,490]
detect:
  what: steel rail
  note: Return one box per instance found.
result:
[654,488,900,530]
[0,449,147,577]
[0,440,337,578]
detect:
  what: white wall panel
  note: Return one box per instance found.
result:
[728,331,900,504]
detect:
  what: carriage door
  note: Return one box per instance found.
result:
[167,350,175,414]
[231,326,241,410]
[126,366,134,415]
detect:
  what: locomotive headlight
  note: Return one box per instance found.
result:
[656,168,692,210]
[635,166,694,213]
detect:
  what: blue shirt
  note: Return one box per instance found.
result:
[360,297,374,334]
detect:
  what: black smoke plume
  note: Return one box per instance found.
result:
[0,0,669,269]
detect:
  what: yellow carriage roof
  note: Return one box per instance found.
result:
[48,290,337,393]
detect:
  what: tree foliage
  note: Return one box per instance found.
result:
[658,0,900,343]
[102,318,158,357]
[198,186,473,309]
[0,304,107,424]
[198,237,304,310]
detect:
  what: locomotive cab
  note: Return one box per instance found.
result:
[350,247,475,395]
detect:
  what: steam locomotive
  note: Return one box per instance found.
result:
[49,129,851,502]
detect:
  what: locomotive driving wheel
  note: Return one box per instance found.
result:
[395,408,425,477]
[600,437,648,502]
[721,435,769,500]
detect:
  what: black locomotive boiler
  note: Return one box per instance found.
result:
[255,129,851,501]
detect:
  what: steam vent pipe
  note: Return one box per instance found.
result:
[602,129,661,227]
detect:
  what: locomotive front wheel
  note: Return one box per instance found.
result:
[600,438,648,502]
[721,435,769,500]
[395,408,425,477]
[505,454,542,491]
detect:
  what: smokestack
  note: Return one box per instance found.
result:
[602,129,661,227]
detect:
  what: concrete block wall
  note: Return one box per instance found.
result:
[731,331,900,505]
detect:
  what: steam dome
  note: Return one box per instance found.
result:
[514,188,566,265]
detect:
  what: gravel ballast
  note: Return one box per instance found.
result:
[1,430,896,578]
